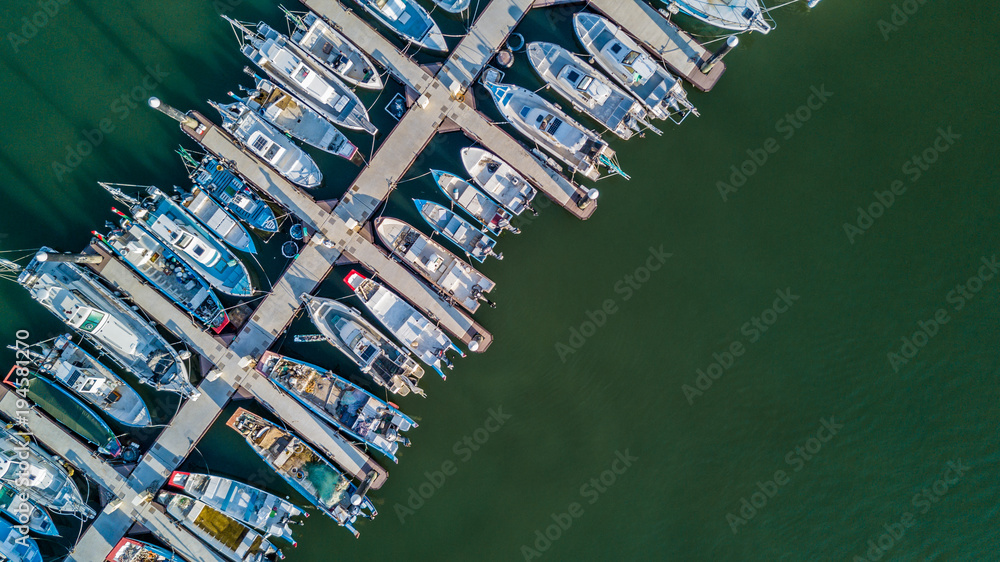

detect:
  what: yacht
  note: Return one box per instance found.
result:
[432,170,519,235]
[414,199,501,263]
[668,0,771,34]
[284,8,383,89]
[460,147,537,215]
[352,0,447,52]
[155,492,281,561]
[0,425,95,518]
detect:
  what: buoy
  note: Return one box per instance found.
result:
[282,241,299,258]
[289,224,305,240]
[496,49,514,68]
[506,33,525,52]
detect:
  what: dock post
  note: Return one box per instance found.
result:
[35,252,103,264]
[148,97,200,130]
[700,36,739,74]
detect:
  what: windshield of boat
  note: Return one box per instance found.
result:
[293,64,311,84]
[78,310,105,332]
[622,50,640,65]
[576,75,593,92]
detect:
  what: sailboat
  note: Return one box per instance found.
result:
[667,0,771,34]
[225,17,376,134]
[155,491,282,561]
[209,99,323,189]
[351,0,447,52]
[257,352,416,462]
[375,217,496,312]
[574,13,698,124]
[106,538,185,562]
[413,199,501,263]
[18,249,196,397]
[302,295,426,397]
[460,147,537,215]
[344,270,463,379]
[0,425,95,518]
[282,7,384,89]
[431,170,520,235]
[181,151,279,234]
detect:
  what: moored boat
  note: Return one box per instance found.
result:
[0,425,95,518]
[257,352,416,462]
[0,483,58,537]
[460,147,537,215]
[106,538,185,562]
[167,471,304,545]
[302,295,426,397]
[431,170,519,235]
[11,335,151,427]
[574,13,698,124]
[17,249,195,398]
[375,217,496,312]
[210,99,323,189]
[225,17,376,134]
[234,74,359,162]
[483,82,626,181]
[527,41,656,140]
[414,199,501,263]
[124,185,254,298]
[183,152,279,234]
[4,367,123,457]
[226,408,377,538]
[96,216,229,333]
[177,187,257,254]
[155,491,281,561]
[283,8,384,89]
[666,0,771,34]
[0,518,42,562]
[352,0,447,52]
[344,270,462,379]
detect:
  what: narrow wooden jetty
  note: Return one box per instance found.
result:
[587,0,727,92]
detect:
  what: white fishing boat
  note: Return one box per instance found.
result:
[283,8,384,89]
[352,0,447,52]
[13,334,151,427]
[225,17,377,134]
[527,41,657,140]
[414,199,501,263]
[460,147,537,215]
[18,248,196,397]
[168,471,304,545]
[431,170,519,235]
[235,74,360,162]
[210,99,323,189]
[0,425,95,519]
[178,188,257,254]
[574,13,698,124]
[344,270,463,379]
[484,82,626,181]
[302,295,426,397]
[156,492,281,561]
[375,217,496,312]
[668,0,772,34]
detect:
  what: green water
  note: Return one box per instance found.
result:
[2,0,999,560]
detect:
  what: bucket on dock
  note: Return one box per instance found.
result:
[495,49,514,68]
[281,241,299,258]
[289,224,305,241]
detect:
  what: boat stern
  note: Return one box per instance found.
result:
[343,269,368,290]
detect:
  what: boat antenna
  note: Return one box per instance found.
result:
[278,5,307,31]
[221,14,255,49]
[97,182,142,206]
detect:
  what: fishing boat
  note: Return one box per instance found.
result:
[4,367,123,457]
[431,170,519,235]
[483,82,626,181]
[428,0,470,14]
[257,352,415,462]
[375,217,496,312]
[460,147,537,215]
[18,249,195,398]
[225,17,376,134]
[282,8,383,89]
[227,408,377,538]
[167,471,304,544]
[106,538,185,562]
[302,295,425,397]
[527,41,657,140]
[234,74,360,162]
[413,199,501,263]
[667,0,771,34]
[96,216,229,333]
[183,152,279,234]
[177,187,256,254]
[574,13,698,124]
[11,335,151,427]
[209,99,323,189]
[0,425,95,518]
[351,0,447,52]
[0,518,41,562]
[155,492,281,562]
[118,185,254,298]
[0,483,57,537]
[344,270,462,379]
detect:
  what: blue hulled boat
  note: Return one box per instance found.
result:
[181,150,279,234]
[413,199,502,263]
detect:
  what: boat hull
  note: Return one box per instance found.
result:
[460,147,537,215]
[414,199,499,263]
[290,11,384,89]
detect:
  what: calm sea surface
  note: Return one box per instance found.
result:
[1,0,998,560]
